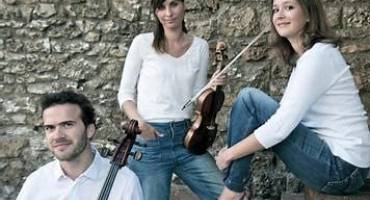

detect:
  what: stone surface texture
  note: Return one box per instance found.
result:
[1,0,370,199]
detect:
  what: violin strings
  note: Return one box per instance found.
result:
[182,29,270,109]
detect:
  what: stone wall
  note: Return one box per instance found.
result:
[1,0,370,199]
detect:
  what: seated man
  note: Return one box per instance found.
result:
[17,90,143,200]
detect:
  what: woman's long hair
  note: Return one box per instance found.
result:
[151,0,188,53]
[268,0,339,65]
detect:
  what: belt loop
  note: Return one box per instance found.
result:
[169,122,175,138]
[185,119,190,128]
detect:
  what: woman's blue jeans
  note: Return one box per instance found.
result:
[128,120,223,200]
[224,87,369,195]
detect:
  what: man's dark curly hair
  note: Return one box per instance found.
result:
[40,90,96,127]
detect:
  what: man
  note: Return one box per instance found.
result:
[17,90,143,200]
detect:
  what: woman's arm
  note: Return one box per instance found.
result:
[122,101,158,139]
[118,34,158,139]
[217,44,343,169]
[216,134,264,170]
[117,35,143,110]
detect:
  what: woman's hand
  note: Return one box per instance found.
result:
[138,121,162,139]
[215,147,232,171]
[209,69,227,89]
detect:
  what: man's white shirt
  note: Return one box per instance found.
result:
[17,150,143,200]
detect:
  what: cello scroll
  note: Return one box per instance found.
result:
[97,119,141,200]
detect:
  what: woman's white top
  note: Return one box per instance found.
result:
[254,43,370,168]
[118,33,209,122]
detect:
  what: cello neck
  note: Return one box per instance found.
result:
[97,120,141,200]
[97,164,120,200]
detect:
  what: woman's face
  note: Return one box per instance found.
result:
[272,0,308,42]
[155,0,185,31]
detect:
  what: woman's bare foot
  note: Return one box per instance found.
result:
[218,187,249,200]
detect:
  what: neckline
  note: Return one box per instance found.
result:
[165,36,195,59]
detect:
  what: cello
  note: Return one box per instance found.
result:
[183,30,269,155]
[184,42,227,155]
[97,119,142,200]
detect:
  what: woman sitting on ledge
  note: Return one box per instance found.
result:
[216,0,370,199]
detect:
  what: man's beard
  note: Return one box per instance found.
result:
[52,132,89,161]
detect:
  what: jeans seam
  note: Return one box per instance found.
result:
[282,129,332,167]
[240,89,259,127]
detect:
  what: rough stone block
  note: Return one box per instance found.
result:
[280,192,304,200]
[171,183,198,200]
[0,136,28,158]
[304,179,370,200]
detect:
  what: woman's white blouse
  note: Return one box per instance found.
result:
[254,43,370,168]
[118,33,209,122]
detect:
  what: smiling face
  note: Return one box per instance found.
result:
[42,104,95,161]
[155,0,185,31]
[272,0,308,43]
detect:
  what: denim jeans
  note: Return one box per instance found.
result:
[224,87,369,195]
[128,120,223,200]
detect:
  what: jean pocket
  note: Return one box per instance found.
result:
[321,168,366,195]
[135,134,161,147]
[131,143,162,163]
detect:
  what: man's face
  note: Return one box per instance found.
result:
[42,104,94,161]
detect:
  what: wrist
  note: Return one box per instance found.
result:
[225,148,235,163]
[137,120,146,129]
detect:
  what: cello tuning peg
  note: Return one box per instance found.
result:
[100,147,111,158]
[120,121,129,131]
[107,137,120,145]
[100,143,115,157]
[130,151,143,160]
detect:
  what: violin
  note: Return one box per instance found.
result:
[98,119,142,200]
[182,30,269,110]
[183,30,270,154]
[184,42,227,155]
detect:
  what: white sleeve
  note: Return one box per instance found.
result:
[117,35,143,108]
[192,40,209,96]
[254,45,342,148]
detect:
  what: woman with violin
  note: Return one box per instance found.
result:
[118,0,226,199]
[216,0,370,199]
